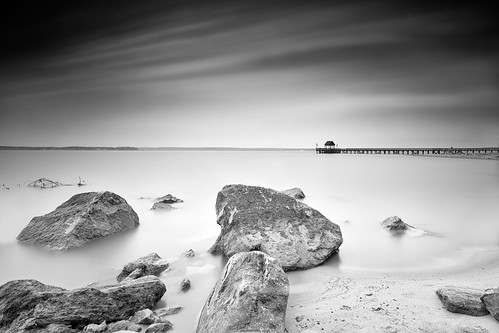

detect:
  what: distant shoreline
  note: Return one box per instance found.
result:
[412,152,499,161]
[0,146,314,152]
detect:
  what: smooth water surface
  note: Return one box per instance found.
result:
[1,151,498,331]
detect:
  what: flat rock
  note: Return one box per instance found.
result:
[0,276,166,333]
[481,287,499,321]
[145,322,173,333]
[195,251,288,333]
[436,286,489,316]
[209,184,343,271]
[154,194,183,204]
[106,320,141,332]
[17,191,139,250]
[154,306,182,317]
[117,253,169,282]
[281,187,305,199]
[381,216,414,233]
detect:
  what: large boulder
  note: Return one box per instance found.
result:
[0,276,166,333]
[209,184,342,271]
[117,253,169,282]
[481,288,499,321]
[436,286,489,316]
[17,191,139,250]
[195,251,288,333]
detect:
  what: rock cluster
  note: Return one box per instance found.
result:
[151,194,183,210]
[0,276,166,333]
[436,286,499,321]
[209,184,342,271]
[195,251,289,333]
[17,191,139,250]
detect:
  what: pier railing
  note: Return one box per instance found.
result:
[315,147,499,155]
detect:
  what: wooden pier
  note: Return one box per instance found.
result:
[316,146,499,155]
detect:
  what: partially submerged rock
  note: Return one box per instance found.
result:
[195,251,288,333]
[155,306,183,317]
[436,286,489,316]
[182,249,195,257]
[381,216,414,233]
[209,184,343,271]
[0,276,166,333]
[154,194,183,204]
[180,278,191,292]
[117,253,169,282]
[27,178,65,189]
[145,322,173,333]
[481,288,499,321]
[281,187,306,199]
[150,202,176,210]
[17,191,139,250]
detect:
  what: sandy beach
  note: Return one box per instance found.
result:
[285,248,499,333]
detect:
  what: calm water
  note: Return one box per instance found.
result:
[1,150,498,331]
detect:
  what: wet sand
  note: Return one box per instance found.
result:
[285,248,499,333]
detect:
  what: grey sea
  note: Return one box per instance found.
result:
[1,150,498,331]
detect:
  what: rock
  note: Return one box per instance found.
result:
[180,278,191,292]
[481,288,499,321]
[1,276,166,333]
[145,322,173,333]
[381,216,414,233]
[17,191,139,250]
[182,249,195,257]
[154,306,183,317]
[117,253,169,282]
[436,286,489,316]
[130,309,156,325]
[281,187,305,199]
[154,194,183,204]
[195,251,288,333]
[150,202,175,210]
[107,320,141,332]
[120,268,145,283]
[209,184,343,271]
[83,321,107,332]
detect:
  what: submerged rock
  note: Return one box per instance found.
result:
[195,251,288,333]
[209,184,342,271]
[117,253,169,282]
[436,286,489,316]
[0,276,166,333]
[381,216,414,233]
[150,202,176,210]
[281,187,306,199]
[17,191,139,250]
[481,288,499,321]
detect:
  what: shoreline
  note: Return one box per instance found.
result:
[411,153,499,161]
[286,247,499,332]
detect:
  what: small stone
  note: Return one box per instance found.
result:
[281,187,306,199]
[131,309,156,325]
[154,194,183,204]
[154,306,183,316]
[182,249,195,257]
[84,321,107,332]
[180,278,191,291]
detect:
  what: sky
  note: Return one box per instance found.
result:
[0,0,498,148]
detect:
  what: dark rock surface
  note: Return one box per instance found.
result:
[117,253,169,282]
[154,194,183,204]
[195,251,288,333]
[180,278,191,292]
[281,187,306,199]
[17,191,139,250]
[436,286,489,316]
[209,184,342,271]
[0,276,166,333]
[381,216,414,233]
[481,288,499,321]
